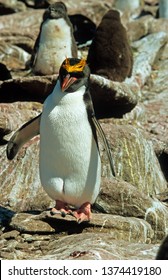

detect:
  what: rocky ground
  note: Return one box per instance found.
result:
[0,0,168,259]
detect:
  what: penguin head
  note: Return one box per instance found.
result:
[59,58,90,93]
[43,2,67,21]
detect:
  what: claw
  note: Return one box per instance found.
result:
[50,200,71,217]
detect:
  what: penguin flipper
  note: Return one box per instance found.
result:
[92,115,115,177]
[7,114,41,160]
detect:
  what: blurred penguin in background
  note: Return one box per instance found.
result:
[29,2,78,75]
[87,9,133,82]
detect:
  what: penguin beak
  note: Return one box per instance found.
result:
[61,74,77,92]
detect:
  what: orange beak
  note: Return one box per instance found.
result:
[61,74,77,92]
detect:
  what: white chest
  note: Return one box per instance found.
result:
[40,83,91,154]
[40,18,71,43]
[34,18,73,74]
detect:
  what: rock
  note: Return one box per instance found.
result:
[0,230,20,240]
[97,178,155,217]
[149,18,168,34]
[0,74,138,118]
[97,178,168,241]
[7,210,153,243]
[141,41,168,180]
[38,233,159,260]
[0,104,51,214]
[100,121,167,196]
[10,212,55,233]
[144,199,168,241]
[0,76,57,103]
[0,102,42,135]
[131,31,168,87]
[0,227,159,260]
[143,92,168,179]
[115,0,141,12]
[0,9,43,30]
[0,0,27,15]
[0,139,53,212]
[0,42,30,75]
[127,15,153,42]
[90,75,139,118]
[0,238,7,250]
[127,16,168,43]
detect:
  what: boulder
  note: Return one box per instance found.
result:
[100,121,167,196]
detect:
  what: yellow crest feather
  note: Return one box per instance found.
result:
[62,58,86,72]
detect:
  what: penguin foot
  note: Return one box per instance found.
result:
[72,202,91,224]
[50,200,72,217]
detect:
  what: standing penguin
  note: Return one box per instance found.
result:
[7,58,115,223]
[29,2,78,75]
[87,9,133,82]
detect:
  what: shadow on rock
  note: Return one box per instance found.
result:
[0,206,16,230]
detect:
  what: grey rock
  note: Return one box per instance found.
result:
[131,31,168,87]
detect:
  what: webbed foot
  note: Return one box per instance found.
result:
[72,202,91,223]
[50,200,72,217]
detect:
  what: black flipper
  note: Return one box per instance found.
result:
[83,88,115,177]
[7,114,41,160]
[91,115,115,177]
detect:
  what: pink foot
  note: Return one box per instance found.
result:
[72,202,91,223]
[50,200,72,217]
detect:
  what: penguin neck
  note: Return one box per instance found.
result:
[52,80,86,105]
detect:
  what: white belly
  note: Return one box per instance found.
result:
[39,84,101,207]
[34,18,73,74]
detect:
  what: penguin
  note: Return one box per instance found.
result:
[87,9,133,82]
[7,58,115,223]
[69,14,96,48]
[29,2,78,75]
